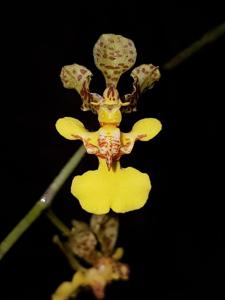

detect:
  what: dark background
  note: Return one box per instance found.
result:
[0,1,224,299]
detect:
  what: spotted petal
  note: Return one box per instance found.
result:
[90,215,119,255]
[93,34,137,87]
[68,220,98,263]
[60,63,103,112]
[122,64,161,112]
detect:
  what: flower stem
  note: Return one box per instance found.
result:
[52,235,85,271]
[0,145,86,261]
[163,21,225,70]
[46,209,71,236]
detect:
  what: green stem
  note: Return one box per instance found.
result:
[46,209,70,236]
[52,235,85,271]
[163,21,225,70]
[0,145,86,261]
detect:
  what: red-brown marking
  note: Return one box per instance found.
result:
[107,86,115,97]
[105,65,120,70]
[80,69,87,75]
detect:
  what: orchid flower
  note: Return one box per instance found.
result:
[52,215,129,300]
[56,34,162,214]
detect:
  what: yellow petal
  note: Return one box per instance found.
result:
[112,247,124,261]
[131,118,162,141]
[55,117,87,140]
[71,169,111,214]
[71,160,151,214]
[52,271,85,300]
[93,34,137,87]
[110,167,150,213]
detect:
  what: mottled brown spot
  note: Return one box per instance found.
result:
[100,42,103,47]
[105,65,120,70]
[80,69,87,75]
[109,56,116,60]
[128,58,134,63]
[114,70,121,74]
[77,75,82,81]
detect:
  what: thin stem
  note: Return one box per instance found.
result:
[53,235,85,271]
[163,22,225,70]
[0,145,86,261]
[46,209,70,236]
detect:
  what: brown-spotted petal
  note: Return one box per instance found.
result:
[60,63,103,112]
[68,220,98,263]
[93,34,137,87]
[90,215,119,255]
[122,64,161,113]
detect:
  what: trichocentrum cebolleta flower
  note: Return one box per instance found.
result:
[56,34,162,214]
[52,214,129,300]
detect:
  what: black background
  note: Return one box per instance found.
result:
[0,1,224,299]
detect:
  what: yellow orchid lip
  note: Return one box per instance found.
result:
[56,34,162,214]
[71,161,151,214]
